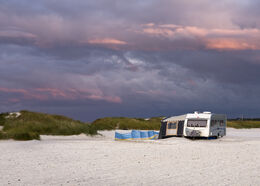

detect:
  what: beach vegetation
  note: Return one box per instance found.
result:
[227,120,260,129]
[92,117,163,130]
[0,110,97,140]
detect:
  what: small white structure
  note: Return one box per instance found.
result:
[183,111,226,138]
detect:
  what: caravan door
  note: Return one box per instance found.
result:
[159,121,167,139]
[177,120,184,136]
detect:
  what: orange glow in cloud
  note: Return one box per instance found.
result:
[88,38,127,45]
[206,38,258,50]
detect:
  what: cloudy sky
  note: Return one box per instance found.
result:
[0,0,260,121]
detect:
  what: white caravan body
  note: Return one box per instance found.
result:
[183,111,226,138]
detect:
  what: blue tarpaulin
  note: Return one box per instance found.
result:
[115,130,159,140]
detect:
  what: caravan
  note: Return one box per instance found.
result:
[183,111,226,138]
[159,111,227,139]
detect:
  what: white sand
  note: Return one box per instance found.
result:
[0,128,260,186]
[5,112,21,119]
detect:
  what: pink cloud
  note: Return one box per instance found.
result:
[0,87,122,104]
[141,23,206,38]
[34,88,69,98]
[206,38,258,50]
[87,94,122,103]
[0,87,48,101]
[3,15,259,52]
[139,23,260,51]
[68,88,122,103]
[0,87,28,94]
[141,23,260,38]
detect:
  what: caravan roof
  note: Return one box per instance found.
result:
[163,114,187,122]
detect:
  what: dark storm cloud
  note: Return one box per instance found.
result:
[155,50,260,85]
[0,0,260,120]
[1,43,260,120]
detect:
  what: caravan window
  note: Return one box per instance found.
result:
[211,120,216,127]
[187,119,207,127]
[168,122,176,129]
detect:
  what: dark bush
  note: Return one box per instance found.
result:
[10,130,40,140]
[0,112,8,126]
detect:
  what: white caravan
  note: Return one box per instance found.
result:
[183,111,226,138]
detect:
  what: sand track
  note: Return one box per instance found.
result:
[0,128,260,186]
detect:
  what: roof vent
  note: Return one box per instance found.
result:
[203,111,211,114]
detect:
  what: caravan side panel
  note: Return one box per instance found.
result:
[210,114,226,137]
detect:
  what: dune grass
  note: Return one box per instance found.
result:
[92,117,163,131]
[227,120,260,129]
[0,110,97,140]
[0,112,8,126]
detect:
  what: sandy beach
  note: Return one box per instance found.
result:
[0,128,260,186]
